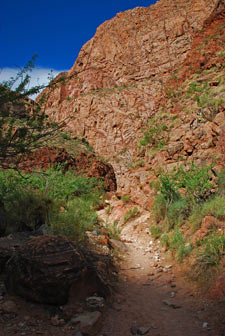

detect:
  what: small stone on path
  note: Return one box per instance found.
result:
[137,326,151,335]
[71,311,102,335]
[170,291,176,298]
[130,326,138,335]
[130,326,150,335]
[162,299,181,309]
[1,300,17,314]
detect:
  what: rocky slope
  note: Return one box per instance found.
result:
[40,0,224,201]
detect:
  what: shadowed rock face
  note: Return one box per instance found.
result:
[19,146,117,192]
[40,0,222,191]
[4,235,111,305]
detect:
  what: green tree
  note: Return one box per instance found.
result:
[0,56,66,168]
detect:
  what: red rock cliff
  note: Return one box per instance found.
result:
[40,0,224,192]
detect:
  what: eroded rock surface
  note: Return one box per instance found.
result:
[4,235,111,305]
[40,0,222,192]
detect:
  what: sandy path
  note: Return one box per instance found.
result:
[101,227,221,336]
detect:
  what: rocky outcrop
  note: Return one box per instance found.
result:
[4,235,111,305]
[40,0,222,192]
[20,146,117,192]
[0,232,47,273]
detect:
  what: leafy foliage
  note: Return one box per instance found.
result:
[217,168,225,196]
[150,163,225,279]
[0,168,104,240]
[0,56,66,168]
[154,163,213,205]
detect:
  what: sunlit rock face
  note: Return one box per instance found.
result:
[41,0,223,193]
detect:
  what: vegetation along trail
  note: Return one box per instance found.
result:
[100,212,224,336]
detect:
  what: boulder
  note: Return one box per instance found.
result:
[71,311,102,335]
[0,232,32,273]
[1,300,18,314]
[167,142,184,156]
[4,235,89,304]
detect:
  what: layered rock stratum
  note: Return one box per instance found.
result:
[41,0,225,204]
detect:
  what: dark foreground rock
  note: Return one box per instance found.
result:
[71,311,102,335]
[4,235,111,305]
[0,232,33,273]
[0,201,7,236]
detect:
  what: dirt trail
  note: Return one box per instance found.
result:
[101,224,221,336]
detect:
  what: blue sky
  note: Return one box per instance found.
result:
[0,0,156,87]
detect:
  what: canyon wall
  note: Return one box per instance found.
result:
[41,0,224,198]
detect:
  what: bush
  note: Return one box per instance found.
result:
[0,168,104,240]
[158,174,181,203]
[139,125,167,147]
[105,220,121,240]
[153,194,168,223]
[174,164,213,203]
[166,199,189,228]
[198,234,225,266]
[3,188,56,234]
[123,207,140,224]
[152,164,213,221]
[217,168,225,196]
[163,228,193,262]
[150,225,162,239]
[191,234,225,282]
[121,194,131,204]
[23,168,103,203]
[189,195,225,232]
[50,199,98,241]
[150,163,219,267]
[0,56,66,169]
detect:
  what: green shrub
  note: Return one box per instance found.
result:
[0,168,105,240]
[166,199,189,228]
[50,198,98,241]
[198,234,225,266]
[3,188,56,234]
[158,175,180,203]
[0,168,104,204]
[151,164,216,265]
[153,194,168,223]
[121,194,131,204]
[166,228,192,262]
[189,196,225,232]
[153,164,213,220]
[202,196,225,219]
[174,164,213,203]
[168,228,184,251]
[217,169,225,196]
[61,132,71,140]
[190,234,225,283]
[139,124,167,148]
[150,225,162,239]
[160,232,169,247]
[123,207,140,224]
[105,220,121,240]
[131,159,145,169]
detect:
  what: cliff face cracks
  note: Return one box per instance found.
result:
[40,0,224,196]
